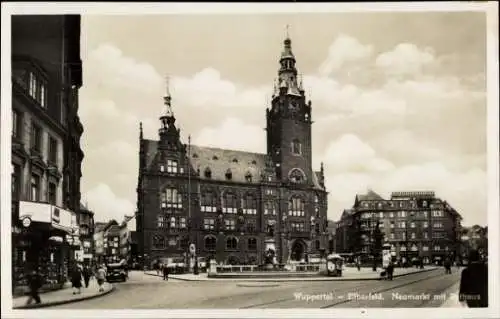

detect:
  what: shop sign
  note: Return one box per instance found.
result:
[169,239,177,246]
[22,216,32,228]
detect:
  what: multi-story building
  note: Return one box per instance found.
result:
[119,215,134,262]
[10,15,84,289]
[78,203,95,265]
[137,35,328,266]
[335,190,462,265]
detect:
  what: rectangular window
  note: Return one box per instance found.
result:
[264,201,276,215]
[40,84,46,108]
[399,211,407,218]
[204,218,215,230]
[48,136,58,165]
[433,222,443,228]
[432,210,444,217]
[29,72,37,99]
[48,182,57,205]
[12,164,21,200]
[243,195,257,215]
[433,246,441,251]
[179,217,186,229]
[290,222,305,232]
[30,124,42,153]
[390,233,395,239]
[410,222,416,228]
[30,174,40,201]
[423,246,429,251]
[389,212,394,218]
[411,233,416,239]
[247,222,256,233]
[157,215,164,228]
[223,193,237,214]
[201,192,217,212]
[224,219,236,230]
[12,109,22,138]
[162,188,182,209]
[423,221,429,228]
[167,160,178,173]
[423,232,428,239]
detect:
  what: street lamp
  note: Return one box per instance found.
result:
[281,215,288,264]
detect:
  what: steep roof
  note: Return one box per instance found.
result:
[356,189,385,201]
[142,140,324,190]
[188,145,268,184]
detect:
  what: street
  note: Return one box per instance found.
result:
[50,268,461,309]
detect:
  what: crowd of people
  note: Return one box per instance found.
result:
[25,263,109,306]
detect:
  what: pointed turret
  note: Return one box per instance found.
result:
[158,76,180,150]
[277,25,301,97]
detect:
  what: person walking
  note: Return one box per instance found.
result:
[26,268,42,305]
[459,250,488,308]
[162,263,169,281]
[82,265,92,288]
[70,264,83,295]
[96,264,107,292]
[386,260,394,281]
[356,257,361,271]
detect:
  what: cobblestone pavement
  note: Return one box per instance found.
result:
[49,268,465,309]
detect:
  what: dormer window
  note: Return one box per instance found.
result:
[291,139,302,155]
[251,160,257,165]
[225,169,233,180]
[204,167,212,179]
[212,155,219,160]
[232,158,238,163]
[192,153,199,158]
[245,172,252,183]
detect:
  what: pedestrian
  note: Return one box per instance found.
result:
[96,264,107,292]
[82,265,91,288]
[444,257,452,274]
[163,264,169,281]
[356,257,361,271]
[26,268,42,305]
[388,260,395,280]
[70,264,83,294]
[459,250,488,308]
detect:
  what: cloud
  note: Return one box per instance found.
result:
[192,117,265,153]
[83,183,135,224]
[318,34,374,76]
[323,134,395,173]
[79,34,486,228]
[375,43,436,77]
[86,43,163,93]
[171,68,268,109]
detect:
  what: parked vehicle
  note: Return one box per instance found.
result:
[106,261,128,282]
[197,257,207,272]
[166,257,186,274]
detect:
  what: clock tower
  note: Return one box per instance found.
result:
[266,33,313,185]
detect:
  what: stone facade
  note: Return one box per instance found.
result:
[336,190,462,264]
[137,36,328,265]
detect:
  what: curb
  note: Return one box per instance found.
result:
[13,285,115,310]
[237,283,281,288]
[144,268,438,282]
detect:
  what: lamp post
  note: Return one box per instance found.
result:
[281,215,288,264]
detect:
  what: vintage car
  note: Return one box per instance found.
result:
[106,262,128,282]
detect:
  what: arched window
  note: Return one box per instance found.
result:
[201,191,217,212]
[225,169,233,180]
[167,159,178,173]
[291,139,302,155]
[179,217,187,229]
[170,217,176,228]
[226,236,238,250]
[288,196,305,217]
[248,238,257,251]
[289,168,306,183]
[152,235,165,249]
[204,167,212,179]
[204,236,216,251]
[223,192,237,214]
[243,194,257,215]
[157,215,165,228]
[161,187,183,209]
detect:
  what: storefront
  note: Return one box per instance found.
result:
[12,201,79,289]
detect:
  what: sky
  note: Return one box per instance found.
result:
[78,12,488,228]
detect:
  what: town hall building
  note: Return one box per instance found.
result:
[136,35,329,266]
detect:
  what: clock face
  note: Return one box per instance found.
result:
[22,217,31,228]
[289,101,298,110]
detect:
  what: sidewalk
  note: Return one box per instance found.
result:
[144,266,438,282]
[12,279,114,309]
[440,281,466,308]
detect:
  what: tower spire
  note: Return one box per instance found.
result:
[163,75,173,117]
[139,122,143,139]
[285,24,290,40]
